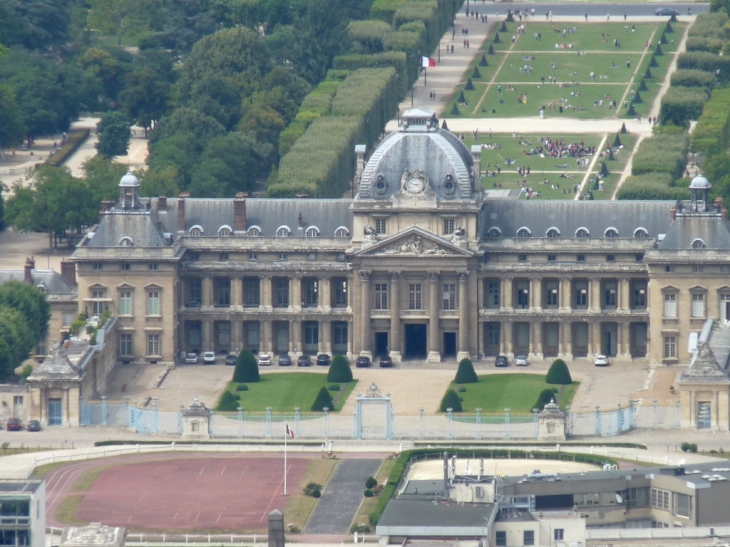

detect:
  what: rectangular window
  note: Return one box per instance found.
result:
[91,290,106,316]
[517,288,529,308]
[548,254,556,262]
[554,529,564,541]
[607,254,615,262]
[691,293,705,318]
[664,293,677,317]
[518,254,527,262]
[334,280,348,307]
[443,218,455,235]
[279,252,287,261]
[13,396,23,405]
[665,265,674,272]
[634,287,646,308]
[651,488,670,510]
[219,253,229,261]
[625,487,650,509]
[577,254,585,262]
[409,284,422,310]
[636,253,643,262]
[546,288,558,307]
[375,219,387,234]
[676,493,691,518]
[245,278,260,307]
[119,291,133,315]
[249,252,258,261]
[216,279,231,306]
[333,323,348,345]
[93,263,103,270]
[442,284,456,310]
[276,280,289,307]
[486,323,500,346]
[664,337,676,359]
[147,334,160,356]
[693,265,702,273]
[189,279,201,302]
[605,287,617,307]
[304,280,318,307]
[486,281,500,309]
[121,263,131,270]
[120,334,133,356]
[523,530,535,546]
[62,312,75,327]
[304,323,319,345]
[149,264,158,270]
[147,291,160,315]
[375,283,388,310]
[495,531,506,547]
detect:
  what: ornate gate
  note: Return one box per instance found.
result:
[354,383,393,440]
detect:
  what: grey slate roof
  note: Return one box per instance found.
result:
[481,200,675,239]
[0,271,75,294]
[658,215,730,250]
[378,498,496,529]
[153,198,353,237]
[86,210,169,248]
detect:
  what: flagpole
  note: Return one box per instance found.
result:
[284,424,288,496]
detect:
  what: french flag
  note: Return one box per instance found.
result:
[286,424,295,438]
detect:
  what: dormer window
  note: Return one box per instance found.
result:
[634,228,648,238]
[335,227,349,238]
[576,228,590,238]
[189,226,203,237]
[487,227,502,238]
[692,238,707,249]
[306,227,319,237]
[218,226,232,237]
[248,226,261,237]
[546,228,560,238]
[277,226,290,237]
[119,237,134,247]
[517,227,531,238]
[604,228,619,238]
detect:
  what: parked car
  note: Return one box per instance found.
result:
[278,354,292,366]
[316,354,331,366]
[495,354,509,367]
[356,356,371,368]
[379,355,393,368]
[27,420,41,432]
[203,351,216,365]
[225,354,237,366]
[6,418,22,431]
[297,355,312,367]
[515,354,528,366]
[185,352,199,364]
[258,353,272,366]
[655,7,679,16]
[594,354,609,366]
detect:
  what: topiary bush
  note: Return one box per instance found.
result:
[235,384,249,392]
[233,349,260,383]
[488,44,495,55]
[535,388,558,411]
[327,355,353,382]
[479,53,488,66]
[613,133,622,147]
[364,489,374,497]
[493,33,500,44]
[440,389,463,412]
[638,78,648,92]
[458,90,466,103]
[472,66,482,78]
[366,476,378,488]
[304,482,322,497]
[670,69,716,90]
[328,384,341,391]
[311,386,335,411]
[617,175,691,200]
[464,78,474,91]
[450,103,460,115]
[454,358,478,384]
[546,359,572,385]
[217,390,239,411]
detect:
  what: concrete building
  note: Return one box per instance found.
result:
[0,479,45,547]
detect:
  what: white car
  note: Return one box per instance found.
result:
[515,354,528,366]
[184,352,198,364]
[203,351,216,365]
[258,352,271,366]
[594,354,609,366]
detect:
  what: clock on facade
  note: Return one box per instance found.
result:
[406,176,425,193]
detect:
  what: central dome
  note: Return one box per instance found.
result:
[358,108,474,200]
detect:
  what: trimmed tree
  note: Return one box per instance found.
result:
[500,21,508,31]
[670,13,677,23]
[440,389,463,412]
[650,56,659,68]
[608,148,615,161]
[458,90,466,103]
[465,78,475,91]
[600,161,610,176]
[472,66,482,78]
[633,90,643,104]
[660,32,668,45]
[535,388,557,411]
[479,53,489,66]
[665,21,673,33]
[450,103,460,115]
[655,44,664,56]
[327,355,353,383]
[493,33,501,44]
[488,44,495,55]
[613,133,622,147]
[454,358,478,384]
[442,119,449,130]
[311,386,334,411]
[638,78,648,92]
[627,102,637,116]
[233,349,260,383]
[645,67,653,79]
[546,359,572,385]
[506,10,514,22]
[218,390,239,411]
[620,122,628,133]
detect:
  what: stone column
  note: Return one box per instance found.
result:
[360,271,372,358]
[619,322,631,359]
[457,272,470,361]
[560,278,572,312]
[428,272,441,362]
[202,277,213,308]
[533,321,543,360]
[590,278,601,311]
[291,320,301,356]
[715,389,720,431]
[504,321,514,357]
[560,322,573,360]
[230,320,241,352]
[531,278,543,311]
[586,322,594,356]
[231,276,243,309]
[347,318,354,359]
[321,320,331,354]
[620,278,631,312]
[389,271,402,363]
[689,390,696,428]
[261,276,272,311]
[291,276,302,311]
[502,277,513,311]
[261,320,272,353]
[319,277,331,312]
[203,319,213,351]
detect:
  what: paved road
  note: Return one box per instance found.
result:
[304,459,382,534]
[463,3,708,17]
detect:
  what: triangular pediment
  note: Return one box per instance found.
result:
[116,282,135,290]
[355,226,473,257]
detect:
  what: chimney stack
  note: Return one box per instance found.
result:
[60,260,76,287]
[670,207,677,222]
[234,192,247,232]
[178,192,189,233]
[157,196,168,212]
[24,257,34,283]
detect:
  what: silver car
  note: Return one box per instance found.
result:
[185,352,198,364]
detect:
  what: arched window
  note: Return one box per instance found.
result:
[604,228,619,238]
[306,227,319,237]
[575,228,590,238]
[218,226,232,237]
[692,238,707,249]
[247,226,261,237]
[634,228,648,238]
[487,227,502,238]
[546,228,560,238]
[516,227,531,238]
[276,226,290,237]
[119,237,134,247]
[189,226,203,237]
[335,227,349,238]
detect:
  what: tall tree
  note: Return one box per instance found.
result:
[119,68,171,135]
[82,155,128,204]
[96,110,130,157]
[2,0,70,51]
[0,280,51,343]
[0,306,35,380]
[0,85,26,149]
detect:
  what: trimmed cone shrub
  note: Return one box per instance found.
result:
[327,354,353,382]
[600,161,610,176]
[666,21,673,33]
[473,66,482,78]
[488,44,495,55]
[638,78,648,91]
[455,358,478,384]
[660,32,668,45]
[479,53,489,66]
[620,122,628,134]
[655,44,663,56]
[458,90,466,103]
[506,11,514,22]
[465,78,475,91]
[494,33,500,44]
[218,390,239,411]
[535,388,558,411]
[613,133,622,147]
[627,103,636,116]
[633,90,643,104]
[546,359,572,384]
[645,67,653,79]
[233,349,260,383]
[608,148,615,161]
[670,13,677,23]
[311,386,334,411]
[650,56,659,68]
[500,21,508,32]
[450,103,460,115]
[442,119,449,129]
[440,389,463,412]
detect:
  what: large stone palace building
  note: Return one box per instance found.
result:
[71,108,730,368]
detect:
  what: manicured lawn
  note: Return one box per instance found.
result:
[449,373,579,415]
[221,373,358,413]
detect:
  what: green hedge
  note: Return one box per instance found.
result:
[677,52,730,84]
[347,20,393,53]
[278,121,308,158]
[685,37,724,53]
[688,12,728,40]
[45,129,90,167]
[325,69,353,81]
[692,87,730,156]
[617,174,690,200]
[370,0,407,23]
[670,69,716,90]
[333,52,409,98]
[631,133,689,180]
[659,86,710,126]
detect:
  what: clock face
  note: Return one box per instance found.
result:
[407,177,425,193]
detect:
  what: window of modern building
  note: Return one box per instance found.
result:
[651,488,670,510]
[495,531,506,547]
[664,293,677,317]
[409,284,422,310]
[442,284,456,310]
[625,487,650,508]
[523,530,535,546]
[119,291,133,315]
[443,219,455,235]
[375,283,388,310]
[375,218,387,234]
[147,291,160,315]
[676,493,691,518]
[554,529,564,541]
[120,334,133,356]
[147,334,160,356]
[691,292,705,318]
[664,337,676,359]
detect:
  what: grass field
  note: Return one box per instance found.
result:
[219,373,358,413]
[450,373,579,415]
[284,458,339,533]
[349,458,395,533]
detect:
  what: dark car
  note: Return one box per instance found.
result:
[225,354,237,366]
[316,354,331,366]
[278,354,292,366]
[297,355,312,367]
[356,356,371,368]
[379,355,393,368]
[6,418,22,431]
[655,7,679,15]
[495,354,509,367]
[27,420,41,432]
